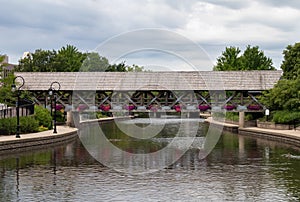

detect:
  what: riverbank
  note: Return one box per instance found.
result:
[205,117,300,147]
[0,116,133,153]
[0,126,78,153]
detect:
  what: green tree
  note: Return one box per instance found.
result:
[281,42,300,80]
[0,74,15,105]
[105,62,127,72]
[262,78,300,111]
[81,52,109,72]
[55,45,87,72]
[213,45,274,71]
[0,56,15,105]
[262,42,300,123]
[241,45,274,70]
[213,46,241,71]
[126,64,146,72]
[17,49,57,72]
[17,45,86,72]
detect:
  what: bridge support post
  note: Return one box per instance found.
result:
[66,111,75,127]
[239,111,245,128]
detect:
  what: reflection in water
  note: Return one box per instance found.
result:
[0,120,299,201]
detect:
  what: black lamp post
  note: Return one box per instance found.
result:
[49,81,61,134]
[11,76,25,138]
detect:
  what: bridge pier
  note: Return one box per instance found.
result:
[239,111,245,128]
[66,111,76,127]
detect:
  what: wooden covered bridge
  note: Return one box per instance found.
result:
[15,71,281,118]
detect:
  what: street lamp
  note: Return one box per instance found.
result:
[11,76,25,138]
[49,81,61,134]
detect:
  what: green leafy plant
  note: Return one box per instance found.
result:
[272,110,300,124]
[34,105,52,129]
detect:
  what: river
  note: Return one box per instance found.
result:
[0,118,300,201]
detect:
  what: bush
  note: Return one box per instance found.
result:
[272,110,300,124]
[20,116,39,133]
[0,116,39,135]
[34,105,52,129]
[0,117,17,135]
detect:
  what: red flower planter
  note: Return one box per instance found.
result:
[77,104,89,111]
[198,105,210,111]
[174,105,181,112]
[224,105,235,111]
[247,105,261,110]
[124,105,135,111]
[99,104,111,111]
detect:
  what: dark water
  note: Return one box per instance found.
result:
[0,119,300,201]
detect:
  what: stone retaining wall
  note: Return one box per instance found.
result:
[257,120,295,130]
[239,128,300,148]
[0,130,78,152]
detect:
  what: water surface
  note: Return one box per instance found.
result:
[0,119,300,201]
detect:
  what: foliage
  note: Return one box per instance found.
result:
[213,46,241,71]
[16,49,56,72]
[81,52,110,72]
[0,117,16,135]
[0,116,39,135]
[55,45,87,72]
[96,112,110,118]
[34,105,52,129]
[20,116,39,133]
[262,42,300,121]
[213,45,275,71]
[55,110,65,123]
[272,110,300,124]
[16,46,145,72]
[105,62,127,72]
[105,61,146,72]
[281,42,300,80]
[262,78,300,111]
[16,45,87,72]
[127,64,146,72]
[0,73,15,105]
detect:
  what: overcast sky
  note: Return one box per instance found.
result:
[1,0,300,71]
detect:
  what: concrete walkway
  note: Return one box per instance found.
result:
[0,126,78,152]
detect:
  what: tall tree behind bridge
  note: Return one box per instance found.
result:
[262,42,300,113]
[213,45,275,71]
[81,52,110,72]
[281,42,300,80]
[0,55,15,104]
[17,45,86,72]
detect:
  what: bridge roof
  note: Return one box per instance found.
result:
[15,70,282,91]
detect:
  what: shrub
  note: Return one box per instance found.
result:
[0,117,17,135]
[272,110,300,124]
[34,105,52,129]
[0,116,39,135]
[20,116,39,133]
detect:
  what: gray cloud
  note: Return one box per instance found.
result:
[0,0,299,69]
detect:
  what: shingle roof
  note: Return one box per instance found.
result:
[15,70,282,91]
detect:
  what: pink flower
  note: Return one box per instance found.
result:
[198,105,210,111]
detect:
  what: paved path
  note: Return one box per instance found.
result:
[0,126,78,143]
[0,126,78,152]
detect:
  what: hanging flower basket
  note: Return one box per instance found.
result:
[148,105,160,112]
[124,105,135,111]
[174,105,181,112]
[247,104,261,110]
[55,104,63,111]
[77,104,89,111]
[198,104,210,111]
[223,105,235,111]
[99,104,111,111]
